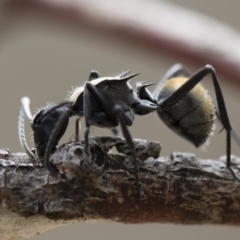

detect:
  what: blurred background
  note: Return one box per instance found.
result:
[0,0,240,239]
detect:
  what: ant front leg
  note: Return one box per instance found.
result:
[160,65,240,181]
[75,117,81,141]
[39,102,70,176]
[44,110,70,176]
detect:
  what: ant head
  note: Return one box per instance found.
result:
[32,103,70,158]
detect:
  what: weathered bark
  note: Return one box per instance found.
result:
[1,136,240,240]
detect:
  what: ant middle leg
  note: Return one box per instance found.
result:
[84,82,145,197]
[114,105,145,198]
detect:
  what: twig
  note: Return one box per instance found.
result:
[1,136,240,240]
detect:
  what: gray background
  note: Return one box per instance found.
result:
[0,1,239,239]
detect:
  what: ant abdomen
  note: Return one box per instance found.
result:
[157,77,215,147]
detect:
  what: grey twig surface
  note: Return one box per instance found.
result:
[1,136,240,240]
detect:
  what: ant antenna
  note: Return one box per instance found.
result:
[18,97,36,159]
[21,97,33,120]
[44,110,70,176]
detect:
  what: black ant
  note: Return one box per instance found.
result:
[18,64,240,198]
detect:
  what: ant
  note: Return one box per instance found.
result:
[18,64,240,198]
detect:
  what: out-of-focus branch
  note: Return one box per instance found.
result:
[1,136,240,240]
[7,0,240,86]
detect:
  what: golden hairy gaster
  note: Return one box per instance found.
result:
[158,76,215,147]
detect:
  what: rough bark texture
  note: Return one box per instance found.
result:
[1,136,240,240]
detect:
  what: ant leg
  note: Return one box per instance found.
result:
[230,129,240,150]
[114,105,145,198]
[111,128,119,136]
[44,110,70,176]
[83,85,93,161]
[152,63,191,99]
[85,82,144,197]
[18,97,36,160]
[41,103,70,175]
[160,65,240,181]
[215,108,240,148]
[75,117,81,141]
